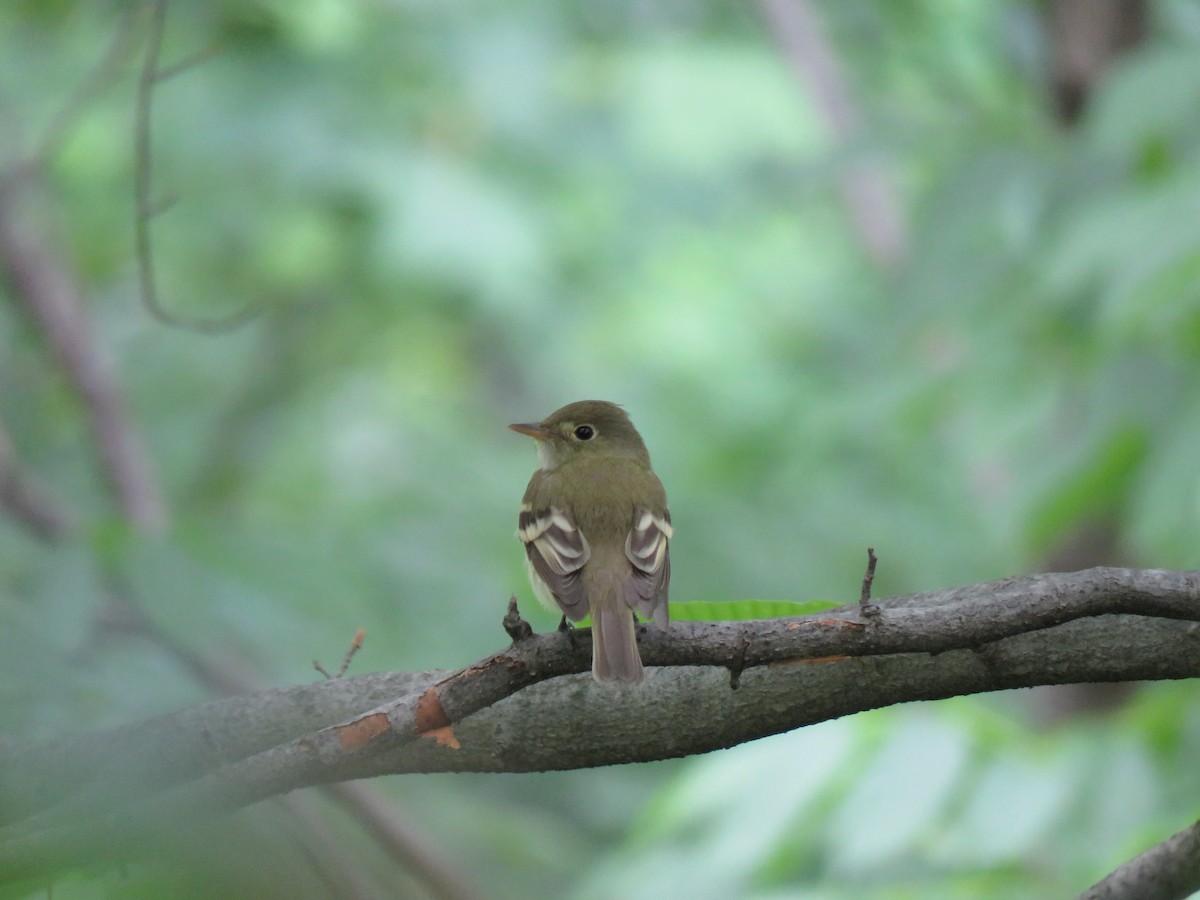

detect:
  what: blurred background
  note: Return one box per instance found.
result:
[1,0,1199,897]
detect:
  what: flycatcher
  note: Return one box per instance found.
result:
[510,400,672,684]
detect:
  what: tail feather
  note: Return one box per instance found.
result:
[590,599,643,684]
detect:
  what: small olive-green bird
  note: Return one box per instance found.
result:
[510,400,672,684]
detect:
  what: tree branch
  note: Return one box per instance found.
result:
[0,568,1197,881]
[1079,816,1200,900]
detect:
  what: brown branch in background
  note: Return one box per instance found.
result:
[1046,0,1147,126]
[0,421,75,541]
[91,588,258,697]
[755,0,907,269]
[0,8,161,533]
[134,0,258,333]
[0,195,168,532]
[327,783,484,900]
[271,793,387,900]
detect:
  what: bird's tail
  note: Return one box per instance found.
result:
[590,590,644,684]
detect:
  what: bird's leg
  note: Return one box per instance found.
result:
[559,614,584,650]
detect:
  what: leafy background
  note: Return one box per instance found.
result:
[1,1,1199,897]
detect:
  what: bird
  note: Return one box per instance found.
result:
[510,400,672,683]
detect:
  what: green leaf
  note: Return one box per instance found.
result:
[668,599,839,622]
[574,599,839,627]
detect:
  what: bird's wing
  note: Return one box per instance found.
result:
[519,504,591,620]
[624,508,672,628]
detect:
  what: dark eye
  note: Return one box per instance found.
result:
[573,424,595,440]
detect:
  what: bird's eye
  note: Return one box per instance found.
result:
[573,424,595,440]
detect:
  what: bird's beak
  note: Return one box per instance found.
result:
[509,422,551,441]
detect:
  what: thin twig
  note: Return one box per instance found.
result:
[315,629,367,679]
[502,596,533,642]
[859,547,879,616]
[134,0,257,333]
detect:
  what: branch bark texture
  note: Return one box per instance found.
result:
[1078,816,1200,900]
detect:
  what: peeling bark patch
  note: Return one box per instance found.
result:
[812,618,866,630]
[336,712,390,749]
[415,687,452,734]
[422,726,461,749]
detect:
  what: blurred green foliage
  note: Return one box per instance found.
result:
[1,0,1199,897]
